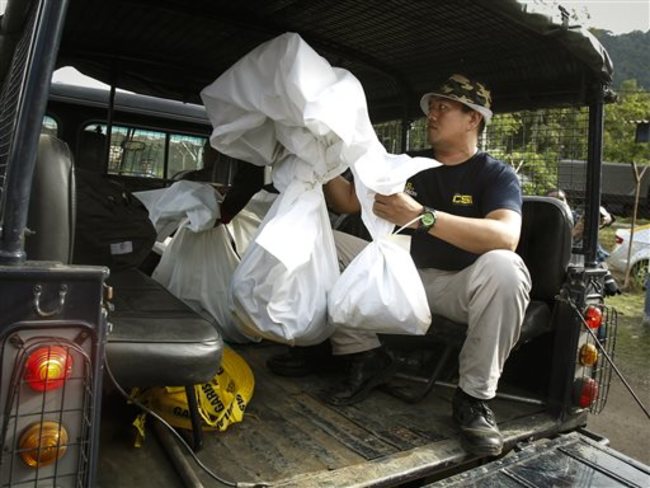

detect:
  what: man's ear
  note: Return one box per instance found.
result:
[467,111,482,131]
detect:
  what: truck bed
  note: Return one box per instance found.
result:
[97,341,571,487]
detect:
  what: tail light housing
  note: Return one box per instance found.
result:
[579,343,599,366]
[614,235,624,245]
[574,377,599,408]
[1,268,108,488]
[573,302,617,415]
[18,421,69,467]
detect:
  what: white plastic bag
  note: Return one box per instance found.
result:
[328,232,431,335]
[201,33,360,345]
[230,182,339,345]
[328,153,440,335]
[145,182,269,343]
[134,180,220,240]
[153,222,255,343]
[201,32,440,343]
[227,189,277,256]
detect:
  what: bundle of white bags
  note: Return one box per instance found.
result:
[135,181,275,343]
[201,33,440,345]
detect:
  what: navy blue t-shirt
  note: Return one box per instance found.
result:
[406,151,522,271]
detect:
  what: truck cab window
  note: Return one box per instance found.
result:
[82,124,205,179]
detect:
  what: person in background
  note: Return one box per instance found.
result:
[546,188,620,295]
[551,188,613,263]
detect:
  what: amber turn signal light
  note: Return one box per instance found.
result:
[18,421,69,467]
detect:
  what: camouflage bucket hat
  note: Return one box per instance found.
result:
[420,74,493,123]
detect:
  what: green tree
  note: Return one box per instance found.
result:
[604,80,650,165]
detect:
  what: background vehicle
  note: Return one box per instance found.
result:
[560,159,650,217]
[607,224,650,283]
[0,0,648,487]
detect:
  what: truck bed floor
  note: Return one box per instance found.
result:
[98,342,555,487]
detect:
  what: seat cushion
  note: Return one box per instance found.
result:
[426,300,552,347]
[26,135,75,263]
[106,269,223,387]
[516,197,572,302]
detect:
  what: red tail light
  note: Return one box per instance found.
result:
[24,346,73,391]
[574,377,599,408]
[584,305,603,330]
[615,235,624,245]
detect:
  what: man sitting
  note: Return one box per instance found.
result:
[270,74,531,457]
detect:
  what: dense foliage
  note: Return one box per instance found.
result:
[594,29,650,90]
[603,80,650,165]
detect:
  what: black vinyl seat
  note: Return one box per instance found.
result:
[106,268,223,387]
[26,134,76,263]
[429,196,573,345]
[385,196,573,402]
[26,135,223,445]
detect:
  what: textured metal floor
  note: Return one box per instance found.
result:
[96,341,548,487]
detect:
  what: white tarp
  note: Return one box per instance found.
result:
[201,32,439,344]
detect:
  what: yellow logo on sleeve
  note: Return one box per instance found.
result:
[404,181,417,197]
[452,193,473,205]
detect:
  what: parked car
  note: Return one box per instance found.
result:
[607,224,650,283]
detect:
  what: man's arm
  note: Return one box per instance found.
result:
[323,175,361,214]
[372,192,521,254]
[220,162,266,223]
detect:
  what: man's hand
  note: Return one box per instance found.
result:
[372,193,423,228]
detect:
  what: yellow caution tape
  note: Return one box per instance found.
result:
[132,412,147,448]
[134,347,254,433]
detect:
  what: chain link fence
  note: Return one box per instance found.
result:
[374,94,650,220]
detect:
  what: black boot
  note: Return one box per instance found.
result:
[323,348,397,406]
[266,342,336,377]
[452,388,503,456]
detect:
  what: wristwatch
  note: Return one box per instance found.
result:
[416,206,437,234]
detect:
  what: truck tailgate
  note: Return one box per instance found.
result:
[427,431,650,487]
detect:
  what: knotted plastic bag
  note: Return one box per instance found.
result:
[229,178,339,345]
[134,180,220,240]
[328,151,440,335]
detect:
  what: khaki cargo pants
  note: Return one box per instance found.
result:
[330,230,531,400]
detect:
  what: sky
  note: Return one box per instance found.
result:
[524,1,649,34]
